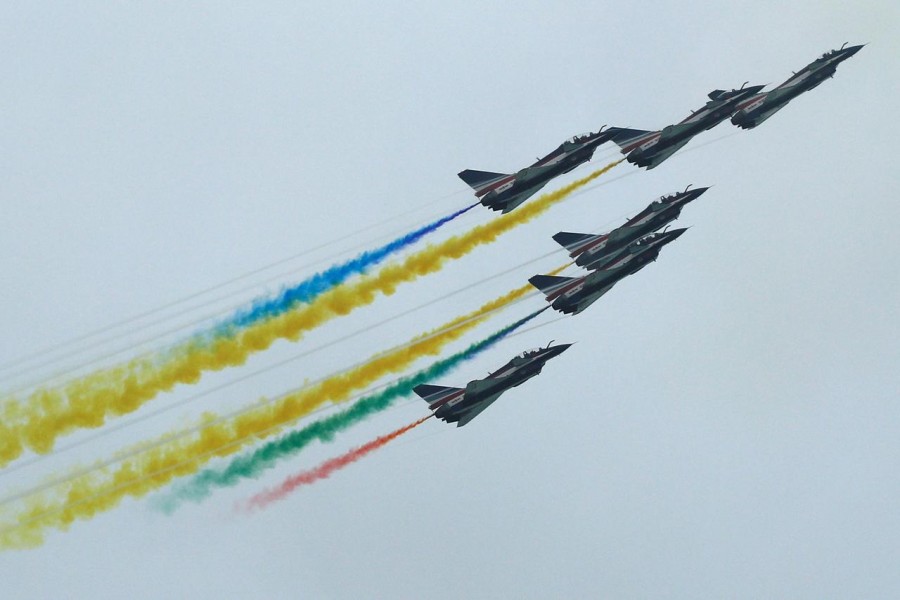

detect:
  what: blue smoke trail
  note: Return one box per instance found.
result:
[210,203,476,338]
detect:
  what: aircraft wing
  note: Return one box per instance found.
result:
[496,182,548,213]
[569,281,617,314]
[748,103,787,127]
[645,137,692,169]
[455,392,503,427]
[580,247,628,271]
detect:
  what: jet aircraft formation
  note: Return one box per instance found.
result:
[0,45,865,548]
[425,43,862,426]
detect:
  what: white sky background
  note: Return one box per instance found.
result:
[1,2,898,598]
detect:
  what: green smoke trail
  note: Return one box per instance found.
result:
[153,308,546,513]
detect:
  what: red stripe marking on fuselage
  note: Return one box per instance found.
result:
[735,94,766,111]
[572,235,608,256]
[477,175,517,197]
[534,147,566,167]
[624,206,657,227]
[545,277,586,302]
[622,132,661,154]
[429,389,466,410]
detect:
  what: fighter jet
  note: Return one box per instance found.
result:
[553,186,706,271]
[458,129,616,213]
[731,43,864,130]
[606,83,764,169]
[413,343,571,426]
[530,228,687,314]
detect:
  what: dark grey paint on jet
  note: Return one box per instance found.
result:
[413,344,571,426]
[731,44,863,129]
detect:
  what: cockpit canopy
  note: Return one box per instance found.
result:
[820,43,848,60]
[634,231,663,246]
[653,193,677,206]
[565,131,597,144]
[655,185,691,206]
[515,348,543,360]
[709,84,751,102]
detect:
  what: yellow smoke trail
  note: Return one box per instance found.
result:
[0,261,576,549]
[0,159,621,469]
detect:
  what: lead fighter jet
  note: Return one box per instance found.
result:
[530,228,686,314]
[458,129,616,213]
[413,343,571,426]
[553,186,707,271]
[606,83,764,169]
[731,43,864,129]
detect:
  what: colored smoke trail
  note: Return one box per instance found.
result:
[217,203,478,334]
[0,203,472,464]
[0,159,618,469]
[154,310,543,513]
[242,416,432,512]
[0,276,559,549]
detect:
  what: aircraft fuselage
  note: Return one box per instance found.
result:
[480,131,615,212]
[731,45,863,129]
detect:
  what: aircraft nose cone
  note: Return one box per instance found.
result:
[843,44,864,57]
[661,227,689,243]
[544,343,573,358]
[684,187,710,202]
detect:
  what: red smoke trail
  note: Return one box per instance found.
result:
[242,415,432,511]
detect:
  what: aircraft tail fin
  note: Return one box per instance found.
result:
[607,127,658,151]
[458,169,511,197]
[413,384,464,408]
[552,231,605,256]
[528,274,581,301]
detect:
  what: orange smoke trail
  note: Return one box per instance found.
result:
[0,159,620,469]
[242,416,431,511]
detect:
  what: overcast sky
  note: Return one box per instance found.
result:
[1,2,898,598]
